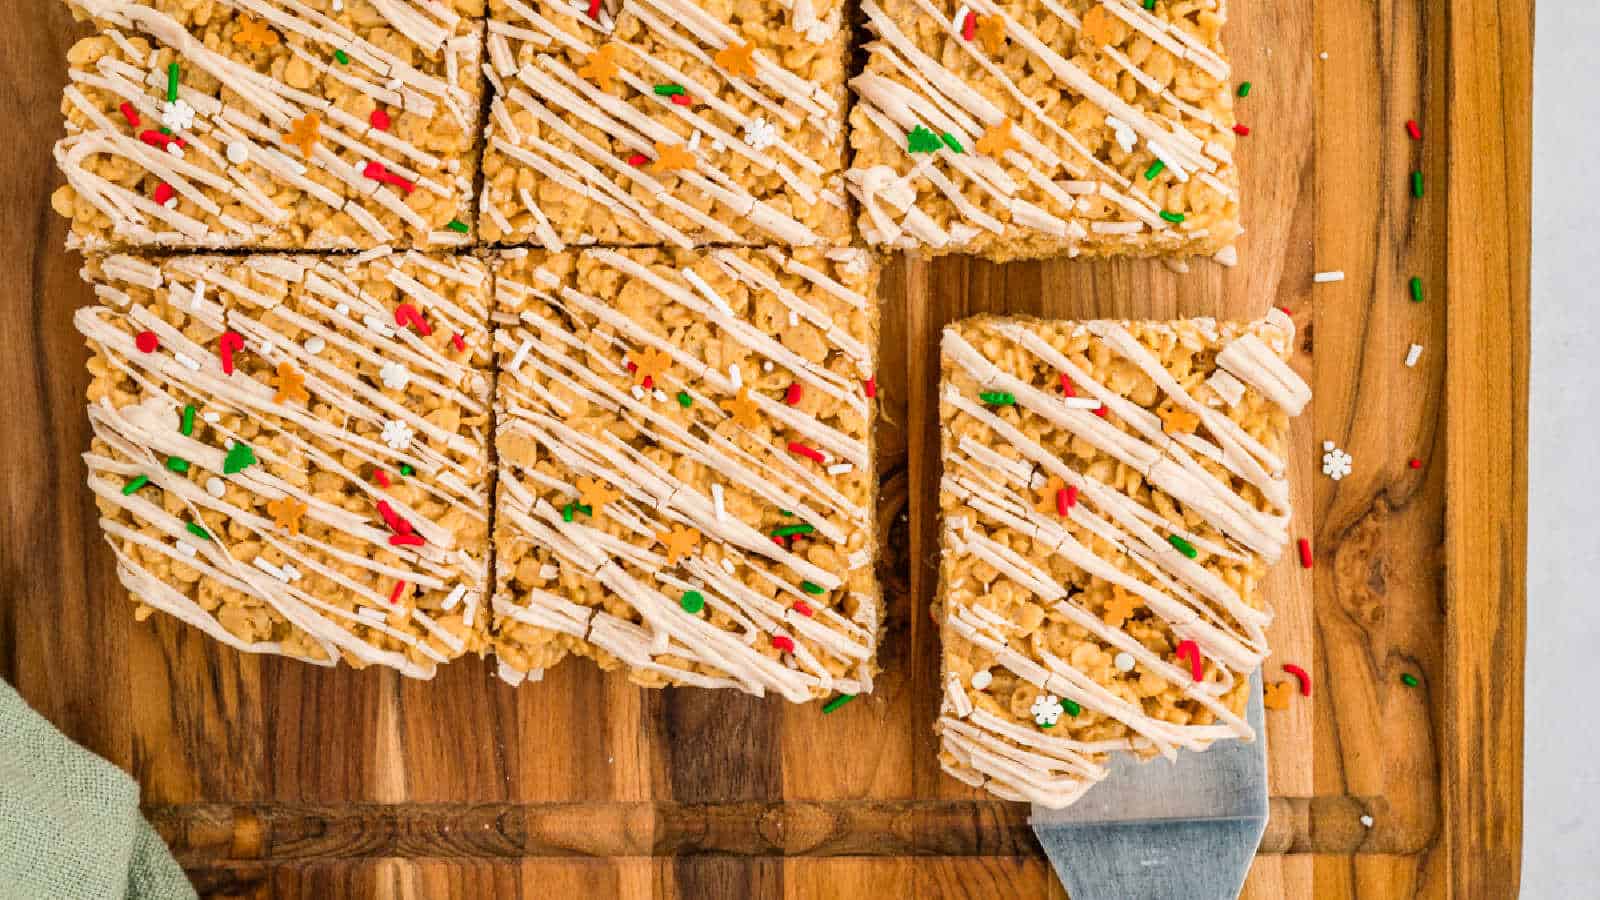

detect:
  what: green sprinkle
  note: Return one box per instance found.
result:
[334,49,350,65]
[1144,160,1166,181]
[940,132,964,154]
[779,509,795,517]
[562,504,575,522]
[821,694,857,714]
[906,125,943,154]
[160,127,172,136]
[1143,0,1156,9]
[185,521,211,540]
[399,463,415,476]
[680,590,705,614]
[166,62,180,102]
[576,504,593,516]
[1038,720,1055,730]
[122,475,150,496]
[800,581,825,595]
[223,441,256,475]
[771,524,815,537]
[1411,170,1424,198]
[1401,673,1419,687]
[676,391,693,409]
[652,83,685,96]
[165,456,190,474]
[1409,277,1424,303]
[180,404,195,436]
[445,219,469,234]
[979,391,1016,406]
[1061,698,1081,717]
[1237,81,1252,98]
[1168,534,1198,559]
[1160,210,1186,224]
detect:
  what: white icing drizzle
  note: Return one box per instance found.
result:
[493,249,879,700]
[77,251,491,679]
[56,0,478,249]
[937,314,1309,808]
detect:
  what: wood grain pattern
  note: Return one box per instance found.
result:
[0,0,1528,897]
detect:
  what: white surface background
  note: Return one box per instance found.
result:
[1525,5,1600,895]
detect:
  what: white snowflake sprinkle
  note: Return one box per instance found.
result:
[743,116,778,151]
[380,418,414,450]
[1359,814,1374,828]
[1030,694,1063,728]
[379,361,411,390]
[1322,443,1353,480]
[161,98,196,132]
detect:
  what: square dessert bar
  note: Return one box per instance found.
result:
[53,0,484,250]
[936,311,1308,807]
[76,251,494,678]
[848,0,1242,262]
[491,247,880,700]
[479,0,851,248]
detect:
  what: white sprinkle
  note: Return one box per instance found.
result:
[630,385,645,400]
[970,669,992,690]
[379,361,411,390]
[173,352,200,371]
[507,337,533,372]
[258,339,274,356]
[687,130,701,151]
[224,437,235,449]
[253,557,286,581]
[711,140,725,152]
[761,361,774,373]
[1404,344,1423,368]
[202,411,221,424]
[166,143,184,159]
[653,389,668,403]
[177,542,197,557]
[1320,51,1329,60]
[711,483,725,521]
[162,198,178,211]
[1313,271,1346,283]
[1065,397,1101,410]
[305,336,326,355]
[729,364,741,389]
[1114,652,1136,672]
[442,585,467,611]
[226,141,250,165]
[826,463,854,476]
[1323,440,1335,451]
[364,314,395,338]
[279,564,301,584]
[191,279,206,310]
[787,310,799,327]
[205,477,225,498]
[332,0,343,11]
[720,558,736,574]
[538,564,560,580]
[334,303,350,316]
[1359,815,1374,828]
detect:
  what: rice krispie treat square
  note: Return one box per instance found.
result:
[478,0,851,249]
[490,247,879,701]
[937,310,1308,807]
[76,251,493,678]
[53,0,484,251]
[848,0,1242,262]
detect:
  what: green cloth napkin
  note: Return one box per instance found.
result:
[0,680,194,900]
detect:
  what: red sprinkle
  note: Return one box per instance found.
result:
[119,102,141,128]
[217,331,244,374]
[670,93,693,107]
[626,153,649,167]
[1064,485,1079,510]
[139,130,183,150]
[362,161,415,194]
[586,0,601,18]
[771,536,786,547]
[1233,123,1251,136]
[370,108,392,132]
[1297,537,1314,569]
[152,183,175,206]
[375,500,414,535]
[1409,457,1423,469]
[863,377,877,399]
[1278,305,1293,316]
[1093,404,1108,418]
[785,383,803,405]
[393,302,433,336]
[451,332,466,352]
[961,10,976,41]
[793,600,814,617]
[388,533,426,547]
[134,330,160,353]
[373,469,392,488]
[1406,119,1422,140]
[1176,639,1204,682]
[1283,663,1312,696]
[1055,488,1069,517]
[1059,373,1075,397]
[772,635,796,654]
[388,580,407,604]
[787,442,826,464]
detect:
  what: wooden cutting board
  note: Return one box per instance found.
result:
[0,0,1527,897]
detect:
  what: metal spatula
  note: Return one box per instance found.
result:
[1030,672,1269,900]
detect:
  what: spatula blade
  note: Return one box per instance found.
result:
[1029,672,1269,900]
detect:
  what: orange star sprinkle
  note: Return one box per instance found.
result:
[651,141,695,173]
[976,121,1019,158]
[1158,404,1201,436]
[576,476,621,513]
[1034,475,1065,514]
[579,43,621,92]
[1264,680,1294,711]
[714,41,757,78]
[631,347,671,385]
[286,113,321,158]
[975,15,1007,55]
[267,496,308,536]
[720,388,761,429]
[271,361,309,405]
[657,525,701,564]
[233,14,280,50]
[1101,587,1143,628]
